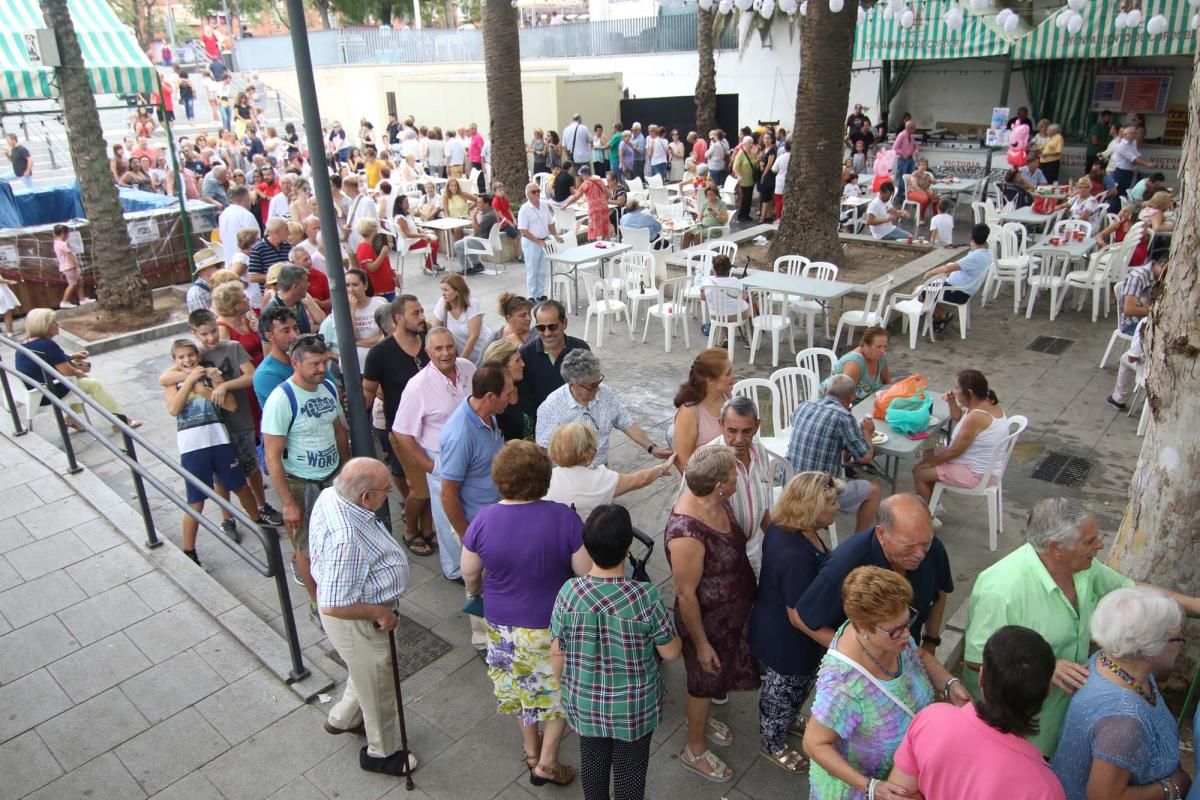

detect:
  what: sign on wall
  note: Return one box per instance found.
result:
[1092,67,1172,114]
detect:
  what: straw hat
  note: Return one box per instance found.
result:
[193,247,223,275]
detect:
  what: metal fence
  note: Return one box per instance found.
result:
[234,12,734,71]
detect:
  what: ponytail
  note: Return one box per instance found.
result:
[956,369,998,405]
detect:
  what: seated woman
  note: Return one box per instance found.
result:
[16,308,142,430]
[904,159,940,220]
[1000,169,1034,208]
[551,504,682,800]
[681,185,731,249]
[888,626,1064,799]
[392,194,440,276]
[1051,588,1191,800]
[830,326,891,402]
[544,422,675,523]
[672,348,734,469]
[1138,190,1175,234]
[701,254,751,342]
[441,178,478,244]
[399,153,425,183]
[352,218,396,301]
[802,566,968,800]
[119,158,154,192]
[460,441,591,788]
[912,369,1007,511]
[416,181,443,220]
[1096,207,1149,267]
[1057,177,1104,232]
[750,472,838,774]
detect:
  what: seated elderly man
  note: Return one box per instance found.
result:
[963,497,1200,758]
[1114,256,1163,337]
[921,222,991,334]
[705,396,773,577]
[308,457,419,777]
[534,349,672,467]
[784,374,880,531]
[618,199,668,249]
[1016,153,1048,189]
[795,493,953,648]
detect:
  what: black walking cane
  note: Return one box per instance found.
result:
[387,623,416,791]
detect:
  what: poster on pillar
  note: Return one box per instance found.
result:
[985,107,1010,147]
[1091,68,1172,114]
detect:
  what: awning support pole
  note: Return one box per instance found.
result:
[160,92,195,277]
[985,54,1014,180]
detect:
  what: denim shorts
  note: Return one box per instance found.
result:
[181,443,246,505]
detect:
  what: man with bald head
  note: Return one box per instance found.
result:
[309,458,419,777]
[248,218,291,307]
[794,493,953,651]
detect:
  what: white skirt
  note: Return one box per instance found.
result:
[0,285,20,314]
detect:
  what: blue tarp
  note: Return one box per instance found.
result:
[0,180,182,228]
[0,180,21,228]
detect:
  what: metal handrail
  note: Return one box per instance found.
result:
[0,335,310,681]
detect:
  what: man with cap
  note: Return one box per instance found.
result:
[186,248,223,312]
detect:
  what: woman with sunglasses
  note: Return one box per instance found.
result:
[803,566,968,800]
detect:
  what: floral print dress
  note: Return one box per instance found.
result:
[581,177,611,241]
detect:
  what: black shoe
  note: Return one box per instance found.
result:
[466,265,486,274]
[257,503,284,526]
[184,549,202,567]
[221,518,242,544]
[1106,395,1129,411]
[537,295,548,302]
[360,747,418,776]
[446,575,466,586]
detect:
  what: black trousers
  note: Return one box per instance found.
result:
[738,183,753,221]
[578,732,653,800]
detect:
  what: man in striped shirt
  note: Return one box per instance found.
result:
[247,218,291,308]
[706,396,773,580]
[309,458,419,778]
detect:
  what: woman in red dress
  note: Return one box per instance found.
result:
[563,166,611,241]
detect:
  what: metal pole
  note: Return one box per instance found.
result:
[51,405,82,474]
[266,528,310,681]
[160,85,196,277]
[122,432,162,548]
[0,365,27,436]
[283,0,376,459]
[985,54,1014,180]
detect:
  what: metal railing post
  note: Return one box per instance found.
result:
[50,405,82,473]
[0,366,27,436]
[265,527,310,682]
[121,431,162,548]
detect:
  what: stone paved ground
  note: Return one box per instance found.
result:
[0,228,1146,799]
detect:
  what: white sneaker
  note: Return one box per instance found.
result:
[59,301,77,309]
[80,298,96,304]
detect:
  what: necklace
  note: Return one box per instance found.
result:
[857,633,902,679]
[1098,651,1157,706]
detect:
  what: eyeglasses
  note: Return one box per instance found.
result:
[534,322,560,333]
[877,606,919,640]
[578,374,605,392]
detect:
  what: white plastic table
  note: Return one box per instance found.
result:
[1027,234,1097,261]
[999,206,1060,233]
[850,390,952,493]
[741,270,856,302]
[416,217,473,258]
[546,241,632,312]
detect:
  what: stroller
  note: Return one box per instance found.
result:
[628,526,656,583]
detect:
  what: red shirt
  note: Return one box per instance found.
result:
[356,242,395,296]
[255,180,281,224]
[202,32,220,60]
[306,265,330,305]
[493,195,515,226]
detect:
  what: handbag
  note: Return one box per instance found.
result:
[462,594,485,617]
[1031,195,1056,215]
[825,647,917,717]
[886,391,934,435]
[872,374,926,419]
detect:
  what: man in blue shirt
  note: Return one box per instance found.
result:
[618,199,666,249]
[253,306,300,406]
[437,364,511,653]
[922,223,991,333]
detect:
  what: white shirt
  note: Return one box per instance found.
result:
[402,137,420,161]
[345,192,378,252]
[1112,138,1140,171]
[267,191,290,221]
[545,465,620,524]
[649,136,669,166]
[773,151,791,194]
[432,296,492,363]
[518,200,552,239]
[218,204,259,266]
[702,275,747,319]
[866,196,897,239]
[445,137,466,167]
[426,138,445,168]
[930,212,954,246]
[562,121,591,164]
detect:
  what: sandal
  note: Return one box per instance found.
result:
[788,717,807,738]
[402,535,436,557]
[760,745,809,774]
[679,746,733,783]
[530,763,575,787]
[705,717,734,748]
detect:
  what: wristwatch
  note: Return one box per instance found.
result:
[646,442,655,454]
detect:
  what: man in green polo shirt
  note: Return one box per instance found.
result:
[964,497,1200,757]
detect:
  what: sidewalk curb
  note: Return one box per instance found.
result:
[0,420,335,701]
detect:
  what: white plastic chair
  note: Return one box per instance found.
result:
[641,276,691,353]
[720,175,738,207]
[1099,327,1134,368]
[705,285,748,360]
[619,225,652,253]
[706,240,739,262]
[1025,250,1072,320]
[460,225,506,275]
[619,252,659,328]
[1062,244,1118,322]
[882,276,946,349]
[832,277,892,351]
[683,249,714,321]
[389,222,431,282]
[971,200,1000,226]
[552,205,578,239]
[21,380,93,432]
[769,366,820,441]
[534,172,553,197]
[734,378,788,457]
[771,254,810,310]
[934,267,986,340]
[983,223,1031,313]
[747,288,795,367]
[789,261,839,348]
[647,186,670,214]
[795,347,837,381]
[646,173,665,188]
[901,174,923,235]
[927,415,1028,552]
[581,271,631,347]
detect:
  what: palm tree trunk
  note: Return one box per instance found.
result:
[695,7,717,134]
[41,0,152,320]
[769,1,857,263]
[443,0,457,27]
[1108,46,1200,667]
[482,0,526,203]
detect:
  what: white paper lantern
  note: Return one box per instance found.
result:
[719,0,734,13]
[1126,8,1142,26]
[882,4,893,18]
[1067,12,1083,32]
[734,0,754,11]
[1003,11,1020,30]
[1190,0,1200,7]
[969,0,987,11]
[699,0,715,10]
[1067,0,1086,10]
[779,0,797,13]
[858,4,867,22]
[829,0,845,12]
[900,8,914,26]
[800,0,809,14]
[1147,13,1168,33]
[1056,10,1069,27]
[1113,11,1128,28]
[760,0,776,17]
[944,8,964,30]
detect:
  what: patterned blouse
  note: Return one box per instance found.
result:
[809,623,937,800]
[550,575,676,741]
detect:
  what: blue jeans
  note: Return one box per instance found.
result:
[1113,168,1135,197]
[894,156,915,196]
[710,169,727,188]
[522,239,549,299]
[424,458,461,580]
[182,97,195,120]
[879,228,909,240]
[219,106,232,131]
[652,163,668,179]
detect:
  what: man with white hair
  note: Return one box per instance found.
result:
[963,497,1200,757]
[708,396,772,577]
[517,181,559,301]
[267,173,295,221]
[562,113,590,167]
[629,122,646,181]
[308,457,419,777]
[342,175,377,252]
[784,373,880,531]
[201,164,230,209]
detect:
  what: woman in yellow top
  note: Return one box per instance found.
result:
[363,146,382,189]
[1039,123,1064,184]
[441,178,478,245]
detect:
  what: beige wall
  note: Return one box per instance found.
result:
[257,63,622,140]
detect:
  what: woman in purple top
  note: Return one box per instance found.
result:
[461,440,591,789]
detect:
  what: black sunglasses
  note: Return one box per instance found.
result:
[534,322,561,333]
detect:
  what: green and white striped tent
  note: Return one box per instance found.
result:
[855,0,1198,61]
[0,0,159,101]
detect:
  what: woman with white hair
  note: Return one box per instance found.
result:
[1050,588,1192,800]
[1040,123,1064,184]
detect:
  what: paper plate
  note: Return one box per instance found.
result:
[872,433,889,445]
[927,416,941,427]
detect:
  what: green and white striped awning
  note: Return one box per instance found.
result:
[855,0,1198,61]
[0,0,159,101]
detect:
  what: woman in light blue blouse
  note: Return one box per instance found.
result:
[1050,588,1192,800]
[829,326,891,403]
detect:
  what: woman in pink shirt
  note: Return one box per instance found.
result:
[888,625,1066,800]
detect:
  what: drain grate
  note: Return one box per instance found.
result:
[1027,336,1076,355]
[1031,452,1094,487]
[324,613,452,679]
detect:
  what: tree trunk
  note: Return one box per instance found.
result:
[768,1,857,263]
[482,0,526,204]
[443,0,456,27]
[695,7,717,134]
[313,0,332,29]
[41,0,152,320]
[1107,47,1200,647]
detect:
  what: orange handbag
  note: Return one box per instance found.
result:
[873,374,927,419]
